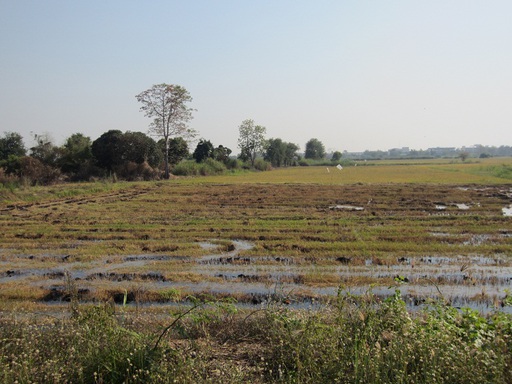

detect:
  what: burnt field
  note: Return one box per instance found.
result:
[1,180,511,312]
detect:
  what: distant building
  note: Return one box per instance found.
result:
[343,150,364,159]
[427,147,457,157]
[388,147,410,157]
[461,145,482,155]
[340,145,511,160]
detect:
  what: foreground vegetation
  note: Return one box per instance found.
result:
[1,291,511,383]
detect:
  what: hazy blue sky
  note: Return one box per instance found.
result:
[1,0,511,153]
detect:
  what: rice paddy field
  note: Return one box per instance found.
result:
[1,157,511,310]
[1,157,512,383]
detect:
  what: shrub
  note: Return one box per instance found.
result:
[113,161,161,181]
[253,159,272,171]
[18,156,61,185]
[491,164,512,180]
[224,158,242,170]
[261,291,512,383]
[172,160,201,176]
[173,159,227,176]
[0,167,19,189]
[202,158,226,175]
[0,294,511,383]
[0,305,153,383]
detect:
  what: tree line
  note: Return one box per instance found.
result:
[0,83,333,186]
[0,128,329,186]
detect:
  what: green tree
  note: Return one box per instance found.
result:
[237,119,266,167]
[120,131,162,168]
[193,139,214,163]
[284,142,300,166]
[1,155,23,176]
[91,130,124,171]
[331,151,342,162]
[92,130,162,179]
[265,138,286,167]
[265,139,299,167]
[305,138,326,160]
[159,137,189,167]
[0,132,26,160]
[59,133,93,176]
[213,145,232,163]
[136,84,196,179]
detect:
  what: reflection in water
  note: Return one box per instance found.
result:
[2,239,512,312]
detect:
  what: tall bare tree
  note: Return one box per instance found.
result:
[136,84,195,179]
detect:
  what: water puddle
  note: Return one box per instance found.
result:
[329,205,364,211]
[3,238,512,312]
[123,254,190,262]
[435,203,471,211]
[197,240,254,263]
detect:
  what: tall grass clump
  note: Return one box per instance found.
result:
[172,159,227,176]
[254,159,272,171]
[262,290,512,383]
[0,293,511,383]
[0,305,154,383]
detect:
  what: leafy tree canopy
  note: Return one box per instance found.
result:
[59,133,93,174]
[159,137,189,166]
[0,132,26,160]
[265,138,299,167]
[213,145,232,163]
[305,138,326,160]
[237,119,266,167]
[91,130,124,171]
[193,139,214,163]
[331,151,342,162]
[120,131,162,168]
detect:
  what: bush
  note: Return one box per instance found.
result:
[253,159,272,171]
[298,158,354,167]
[17,156,61,185]
[0,167,19,189]
[0,305,154,383]
[224,158,242,170]
[172,160,201,176]
[113,161,161,181]
[0,293,511,383]
[172,159,227,176]
[490,164,512,180]
[202,158,226,175]
[262,291,512,383]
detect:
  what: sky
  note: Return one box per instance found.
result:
[1,0,511,154]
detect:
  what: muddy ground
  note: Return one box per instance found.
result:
[1,183,511,312]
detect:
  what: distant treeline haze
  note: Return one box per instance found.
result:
[0,129,510,185]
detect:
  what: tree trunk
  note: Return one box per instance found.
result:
[164,137,170,179]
